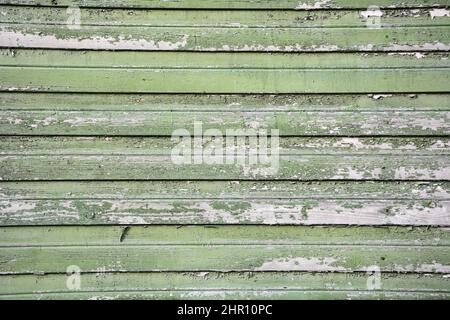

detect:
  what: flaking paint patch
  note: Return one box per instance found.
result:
[387,52,426,59]
[390,116,449,131]
[63,117,109,126]
[216,43,340,52]
[0,28,189,50]
[371,94,393,100]
[255,256,348,271]
[332,167,382,179]
[181,291,227,299]
[429,9,450,19]
[332,138,394,150]
[295,0,331,10]
[394,167,450,180]
[394,262,450,273]
[384,42,450,51]
[360,9,384,19]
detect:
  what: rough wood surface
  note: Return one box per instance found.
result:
[2,225,449,246]
[0,6,449,51]
[1,181,448,225]
[2,110,448,135]
[1,55,449,93]
[2,50,450,69]
[1,272,449,300]
[1,51,449,93]
[1,0,449,9]
[2,7,450,28]
[1,67,449,93]
[1,226,449,274]
[1,137,448,181]
[0,2,449,300]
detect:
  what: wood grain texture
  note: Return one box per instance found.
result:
[1,272,449,300]
[1,6,449,28]
[2,225,449,246]
[1,92,449,110]
[2,93,450,136]
[1,0,449,9]
[0,1,449,300]
[1,110,448,136]
[0,7,449,51]
[2,291,449,300]
[0,181,448,225]
[1,226,449,274]
[1,67,449,93]
[1,51,449,93]
[1,137,448,181]
[2,137,449,155]
[3,50,450,69]
[1,245,449,274]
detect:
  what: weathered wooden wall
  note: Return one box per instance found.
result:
[0,0,449,299]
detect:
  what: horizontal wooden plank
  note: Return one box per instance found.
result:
[2,199,449,225]
[1,24,450,51]
[0,181,448,225]
[1,51,448,93]
[1,181,448,200]
[1,67,449,93]
[2,226,449,246]
[1,0,449,9]
[0,155,448,181]
[2,290,449,300]
[1,110,449,135]
[2,50,449,69]
[1,272,449,300]
[0,137,448,181]
[2,137,449,155]
[2,7,450,28]
[1,93,449,111]
[1,243,449,273]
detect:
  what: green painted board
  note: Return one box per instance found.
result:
[1,226,449,274]
[2,137,449,155]
[2,50,449,69]
[2,225,450,246]
[1,110,448,135]
[1,243,449,273]
[1,152,448,181]
[0,0,449,9]
[0,181,448,225]
[1,291,449,300]
[1,67,449,93]
[1,272,449,300]
[2,7,450,28]
[1,6,449,51]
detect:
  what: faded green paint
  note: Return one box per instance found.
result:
[2,50,450,69]
[1,243,449,273]
[0,1,449,300]
[1,67,450,93]
[3,226,449,246]
[1,153,448,180]
[1,181,447,200]
[1,0,449,9]
[1,272,449,300]
[1,7,449,27]
[1,137,449,155]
